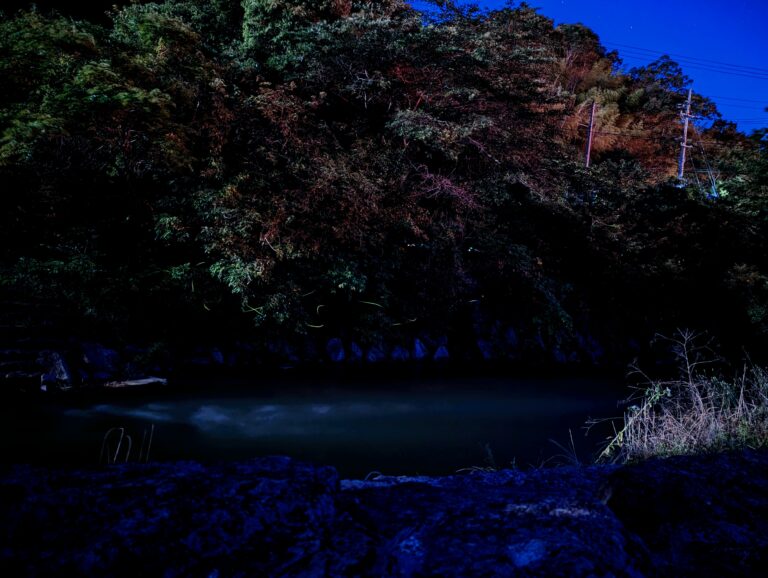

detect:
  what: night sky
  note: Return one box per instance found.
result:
[413,0,768,132]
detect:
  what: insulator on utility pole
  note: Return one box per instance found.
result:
[677,88,693,181]
[585,101,597,168]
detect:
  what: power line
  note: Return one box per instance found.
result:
[616,54,768,80]
[603,41,768,75]
[614,49,768,75]
[592,130,676,141]
[705,95,768,104]
[691,124,720,197]
[599,46,768,112]
[616,54,768,81]
[704,104,768,110]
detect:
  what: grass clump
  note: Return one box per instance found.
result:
[597,330,768,463]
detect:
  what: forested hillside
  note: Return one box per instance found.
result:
[1,0,767,364]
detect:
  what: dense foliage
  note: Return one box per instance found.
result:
[1,0,767,360]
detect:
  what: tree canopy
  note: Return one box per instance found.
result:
[1,0,766,360]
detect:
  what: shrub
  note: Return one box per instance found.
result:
[597,330,768,463]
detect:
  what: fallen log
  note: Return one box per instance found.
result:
[103,376,168,388]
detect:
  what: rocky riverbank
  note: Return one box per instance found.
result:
[1,332,615,395]
[1,297,619,394]
[2,450,767,577]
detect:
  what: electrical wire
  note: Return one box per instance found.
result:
[687,154,706,193]
[693,127,718,187]
[602,41,768,75]
[614,54,768,78]
[615,54,768,81]
[592,129,676,142]
[705,95,768,104]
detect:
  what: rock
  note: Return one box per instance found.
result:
[335,465,646,576]
[365,345,387,364]
[348,341,363,363]
[504,326,519,349]
[433,345,450,361]
[575,332,605,365]
[412,338,429,361]
[326,338,345,363]
[3,451,764,576]
[210,348,225,365]
[81,342,121,379]
[37,350,73,390]
[184,348,212,367]
[0,457,337,577]
[604,451,768,577]
[390,345,410,362]
[267,339,300,363]
[476,338,494,360]
[508,538,548,568]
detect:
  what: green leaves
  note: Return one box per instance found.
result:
[0,111,67,164]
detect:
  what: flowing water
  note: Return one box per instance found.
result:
[1,376,625,478]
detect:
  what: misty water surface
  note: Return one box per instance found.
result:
[2,377,623,477]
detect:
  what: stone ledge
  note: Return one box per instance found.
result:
[2,451,767,576]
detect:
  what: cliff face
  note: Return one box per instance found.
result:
[2,450,767,576]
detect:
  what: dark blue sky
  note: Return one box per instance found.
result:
[412,1,768,132]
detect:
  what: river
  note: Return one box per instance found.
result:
[1,376,625,477]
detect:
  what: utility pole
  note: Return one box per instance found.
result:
[677,89,693,181]
[585,101,597,168]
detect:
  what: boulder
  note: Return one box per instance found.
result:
[504,326,519,350]
[326,338,345,363]
[210,348,225,366]
[390,345,410,362]
[348,341,363,363]
[412,338,429,361]
[476,338,494,360]
[81,342,121,381]
[37,350,73,391]
[365,345,387,364]
[552,347,568,364]
[433,345,450,362]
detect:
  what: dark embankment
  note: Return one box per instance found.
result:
[2,450,767,576]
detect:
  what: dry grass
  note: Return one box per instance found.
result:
[596,330,768,463]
